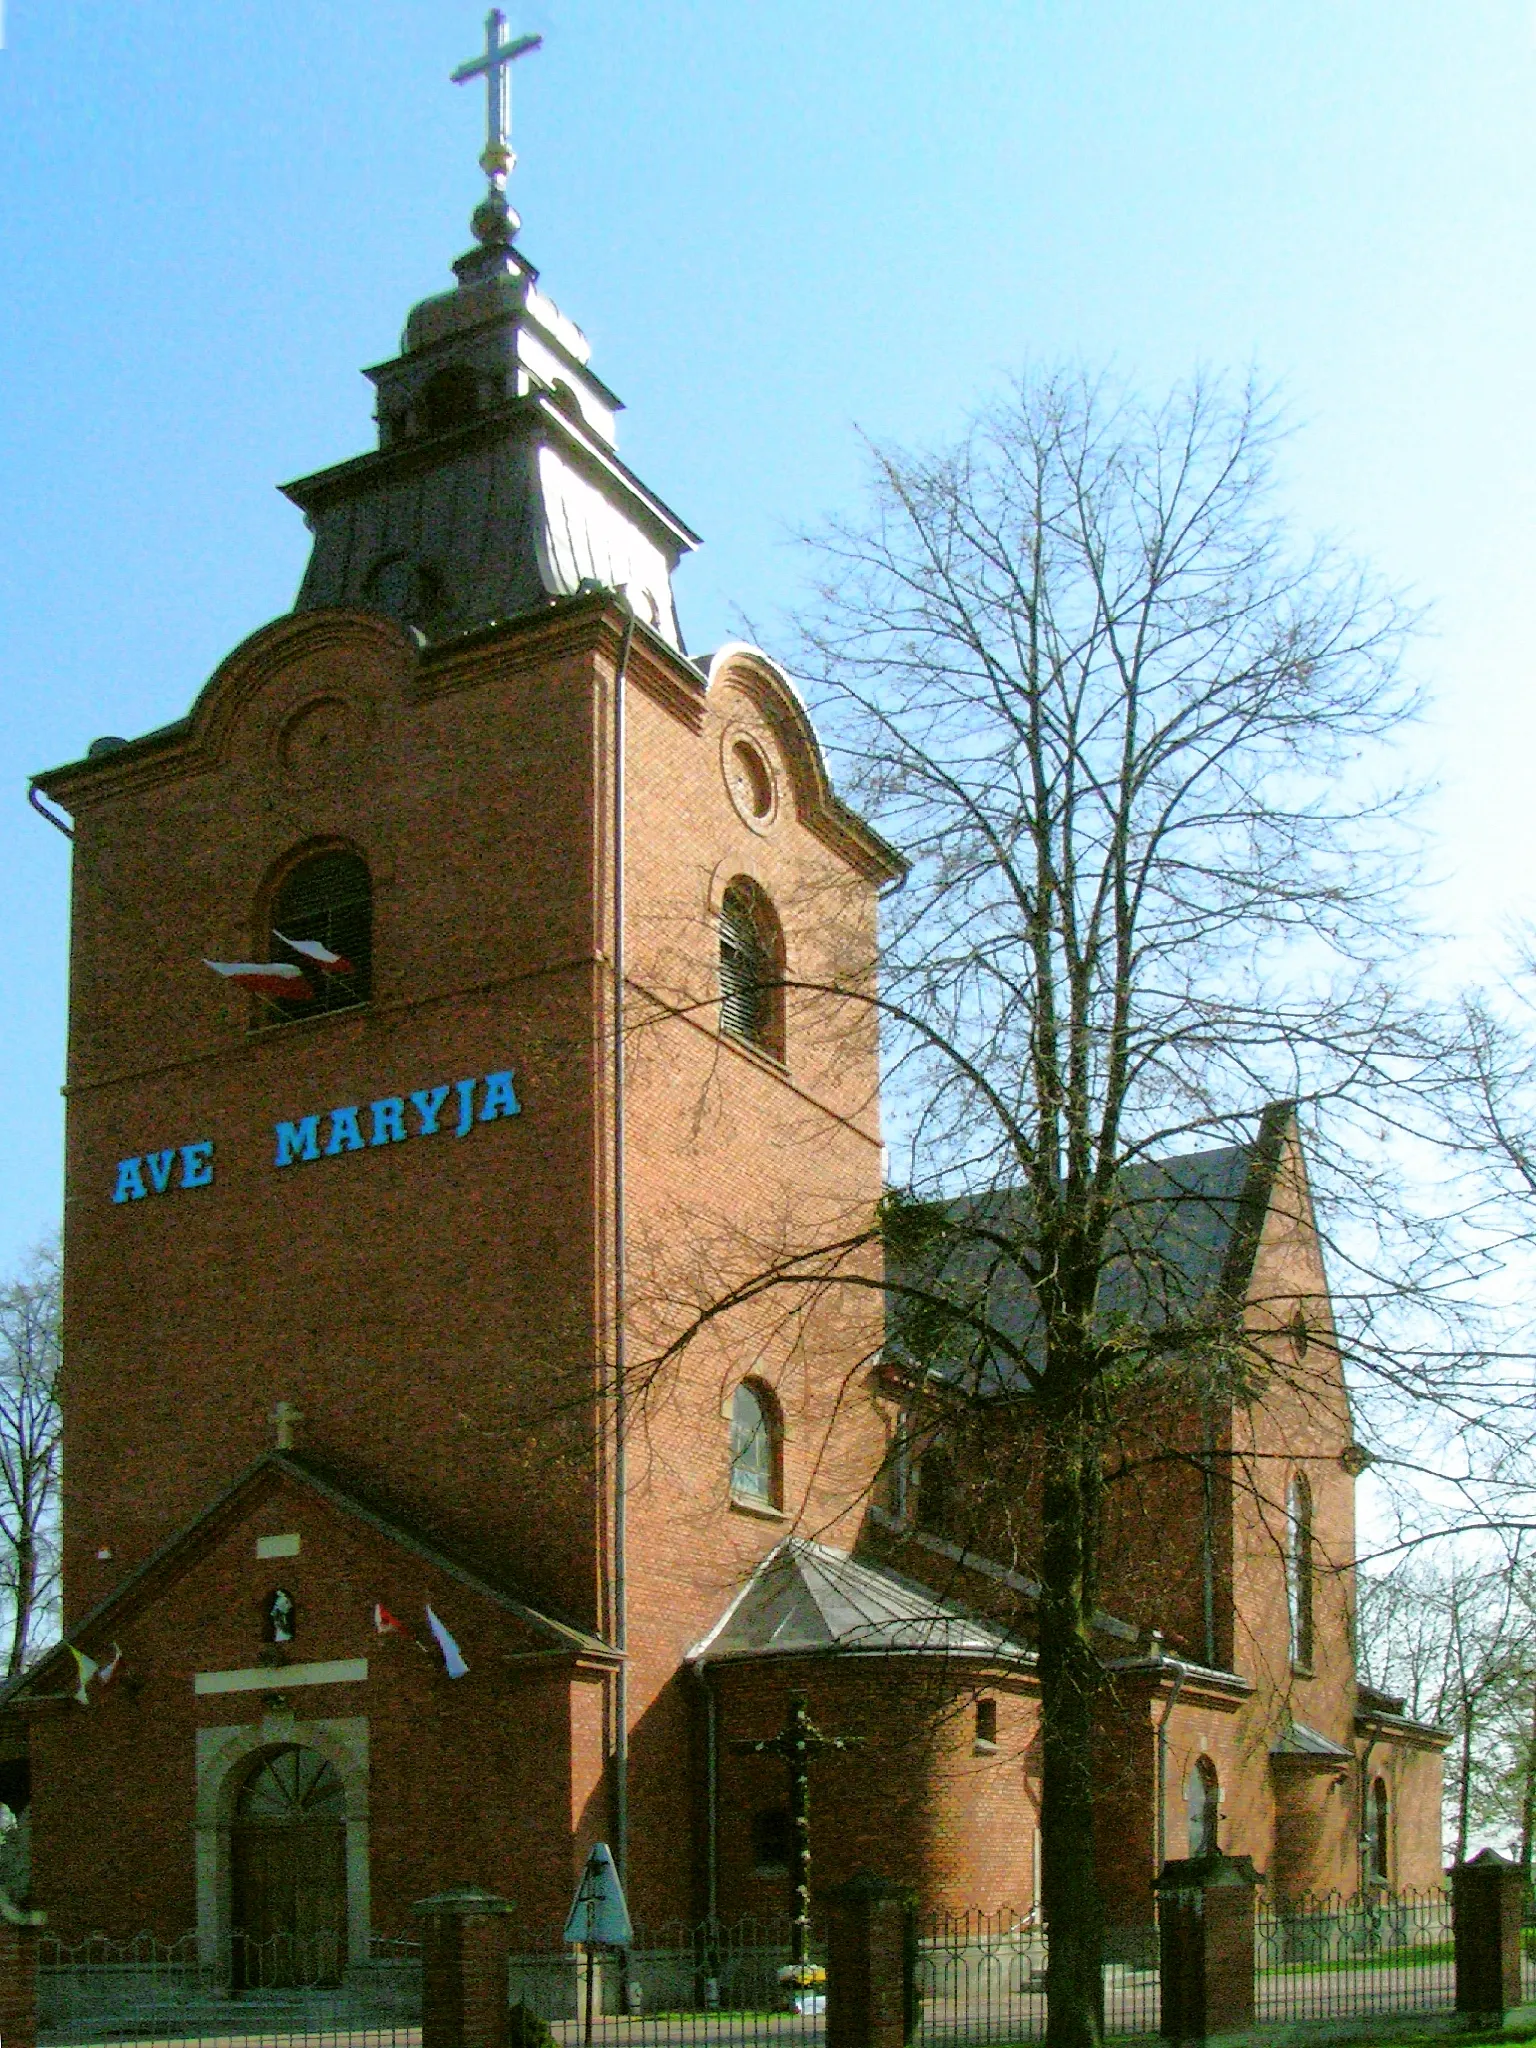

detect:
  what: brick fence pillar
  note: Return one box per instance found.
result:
[1155,1854,1259,2040]
[413,1887,516,2048]
[826,1876,917,2048]
[1452,1849,1525,2019]
[0,1886,46,2048]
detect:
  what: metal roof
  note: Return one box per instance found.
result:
[688,1537,1033,1667]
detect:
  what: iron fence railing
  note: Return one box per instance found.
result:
[1255,1887,1454,2022]
[37,1930,422,2047]
[32,1891,1469,2048]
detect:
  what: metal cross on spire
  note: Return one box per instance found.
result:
[452,10,543,247]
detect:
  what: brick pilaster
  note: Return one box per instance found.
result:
[414,1886,516,2048]
[1156,1854,1258,2039]
[1453,1850,1525,2019]
[826,1875,916,2048]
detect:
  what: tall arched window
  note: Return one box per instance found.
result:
[916,1441,957,1538]
[1370,1777,1390,1885]
[267,849,372,1020]
[1187,1756,1220,1857]
[1286,1472,1315,1670]
[718,880,785,1061]
[729,1380,781,1508]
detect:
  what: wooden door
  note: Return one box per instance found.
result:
[231,1747,347,1987]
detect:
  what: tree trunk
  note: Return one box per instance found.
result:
[5,1532,34,1679]
[1455,1686,1474,1866]
[1518,1684,1536,1878]
[1038,1416,1105,2048]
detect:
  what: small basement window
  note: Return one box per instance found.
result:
[752,1808,792,1877]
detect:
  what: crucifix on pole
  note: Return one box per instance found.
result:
[451,10,543,246]
[732,1692,860,1968]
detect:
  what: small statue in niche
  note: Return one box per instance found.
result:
[264,1588,297,1645]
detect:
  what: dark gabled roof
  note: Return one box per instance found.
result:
[887,1104,1293,1392]
[687,1538,1032,1668]
[2,1451,613,1706]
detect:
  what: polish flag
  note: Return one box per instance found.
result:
[373,1603,406,1635]
[204,960,313,1000]
[425,1605,469,1679]
[275,933,355,976]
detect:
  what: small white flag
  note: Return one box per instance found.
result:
[68,1645,99,1705]
[425,1605,468,1678]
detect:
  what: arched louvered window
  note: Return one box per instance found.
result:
[1286,1472,1315,1670]
[267,849,372,1021]
[729,1380,781,1508]
[718,881,785,1060]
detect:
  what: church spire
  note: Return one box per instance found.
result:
[451,10,542,257]
[279,12,697,647]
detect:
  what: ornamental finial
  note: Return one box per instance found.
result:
[451,9,543,246]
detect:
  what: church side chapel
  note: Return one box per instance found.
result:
[4,12,1442,1986]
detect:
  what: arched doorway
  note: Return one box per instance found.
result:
[231,1746,347,1988]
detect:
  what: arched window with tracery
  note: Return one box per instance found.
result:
[1286,1472,1315,1670]
[266,848,372,1021]
[718,880,785,1061]
[1187,1755,1220,1857]
[729,1379,781,1508]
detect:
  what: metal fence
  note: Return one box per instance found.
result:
[1255,1888,1455,2023]
[37,1931,422,2047]
[34,1891,1470,2048]
[915,1909,1157,2043]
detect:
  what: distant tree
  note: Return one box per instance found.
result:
[0,1242,63,1676]
[631,369,1461,2048]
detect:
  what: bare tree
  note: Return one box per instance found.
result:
[637,368,1458,2048]
[0,1242,63,1676]
[1360,1550,1536,1864]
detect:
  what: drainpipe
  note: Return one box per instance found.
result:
[610,600,637,1890]
[1153,1643,1187,1876]
[1201,1406,1218,1668]
[704,1667,719,1926]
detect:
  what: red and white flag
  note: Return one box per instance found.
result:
[97,1643,123,1686]
[425,1604,469,1678]
[204,960,313,1000]
[275,933,355,976]
[373,1603,406,1635]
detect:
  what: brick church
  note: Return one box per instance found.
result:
[6,16,1443,1974]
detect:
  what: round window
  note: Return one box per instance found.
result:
[726,735,777,827]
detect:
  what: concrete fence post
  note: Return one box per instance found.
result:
[0,1888,45,2048]
[826,1875,917,2048]
[1155,1854,1259,2041]
[1452,1849,1525,2020]
[413,1887,516,2048]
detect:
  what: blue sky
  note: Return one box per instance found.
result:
[2,1,1535,1272]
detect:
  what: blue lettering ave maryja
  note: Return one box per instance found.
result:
[112,1141,215,1203]
[273,1068,520,1168]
